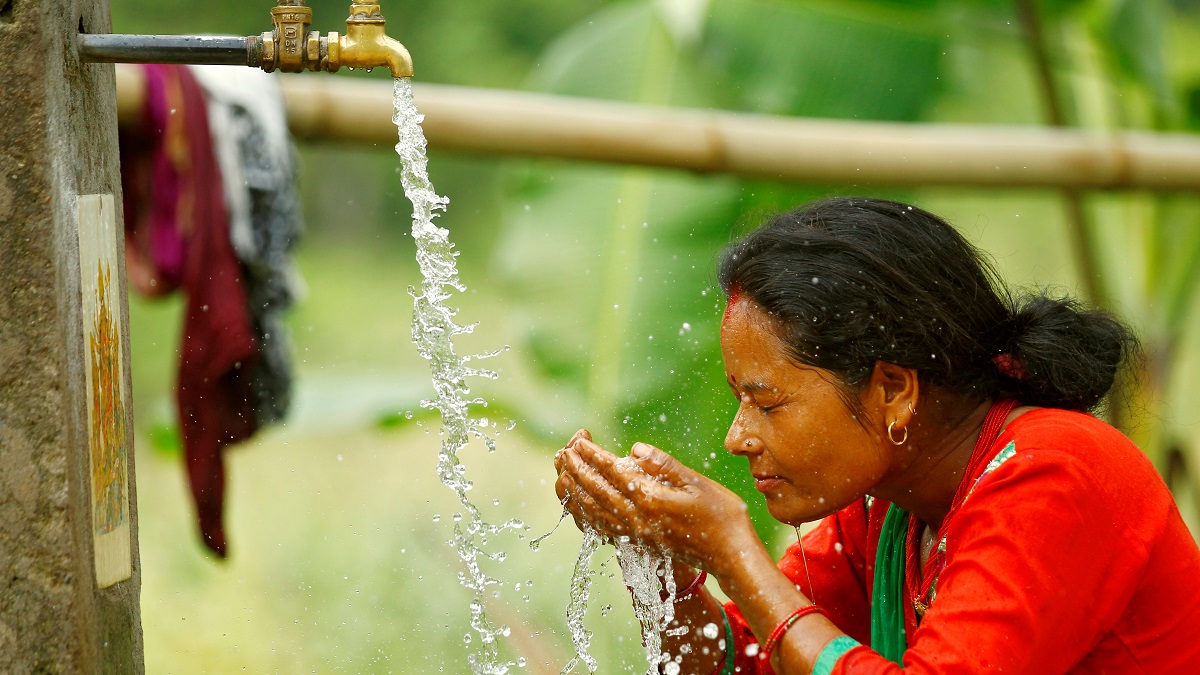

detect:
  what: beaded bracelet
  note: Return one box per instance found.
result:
[672,570,707,602]
[759,604,827,664]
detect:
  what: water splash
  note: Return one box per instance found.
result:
[393,77,521,675]
[616,537,678,671]
[561,525,602,674]
[530,502,571,553]
[560,458,682,673]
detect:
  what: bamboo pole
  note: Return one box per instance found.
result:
[114,64,1200,191]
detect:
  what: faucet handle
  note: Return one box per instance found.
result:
[263,1,316,72]
[349,2,385,22]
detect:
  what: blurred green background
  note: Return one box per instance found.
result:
[114,0,1200,672]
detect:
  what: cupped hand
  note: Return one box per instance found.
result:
[553,430,756,573]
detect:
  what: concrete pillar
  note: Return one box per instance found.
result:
[0,0,143,672]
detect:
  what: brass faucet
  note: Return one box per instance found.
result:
[256,0,413,78]
[80,0,414,78]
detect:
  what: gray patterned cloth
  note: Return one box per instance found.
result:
[192,65,305,428]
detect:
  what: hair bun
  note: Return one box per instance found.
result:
[1000,293,1137,410]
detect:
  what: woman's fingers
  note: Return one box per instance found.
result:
[553,431,712,550]
[567,428,592,447]
[631,443,700,489]
[570,437,663,501]
[559,448,645,534]
[562,446,633,507]
[556,430,625,535]
[557,472,625,535]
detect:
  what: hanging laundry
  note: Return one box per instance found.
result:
[191,65,304,428]
[119,63,303,558]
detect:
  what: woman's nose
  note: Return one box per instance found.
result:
[725,408,760,456]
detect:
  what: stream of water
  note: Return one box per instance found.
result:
[392,77,524,675]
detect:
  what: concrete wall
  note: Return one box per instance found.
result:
[0,0,143,672]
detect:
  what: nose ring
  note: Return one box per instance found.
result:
[744,439,753,447]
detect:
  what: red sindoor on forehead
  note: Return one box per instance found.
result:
[723,287,741,324]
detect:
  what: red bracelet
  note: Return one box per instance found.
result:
[759,604,827,663]
[673,570,707,602]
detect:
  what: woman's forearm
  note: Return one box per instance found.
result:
[713,531,844,673]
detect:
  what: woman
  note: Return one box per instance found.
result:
[554,197,1200,674]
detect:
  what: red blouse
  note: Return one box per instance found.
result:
[724,408,1200,673]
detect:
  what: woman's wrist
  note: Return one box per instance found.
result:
[709,524,773,585]
[646,565,707,603]
[670,569,707,602]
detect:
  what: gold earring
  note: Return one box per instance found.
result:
[887,421,908,446]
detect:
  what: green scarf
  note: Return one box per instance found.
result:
[872,503,909,665]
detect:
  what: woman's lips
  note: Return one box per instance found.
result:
[753,475,785,493]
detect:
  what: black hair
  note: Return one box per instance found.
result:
[716,197,1137,412]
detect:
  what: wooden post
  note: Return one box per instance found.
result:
[0,1,143,671]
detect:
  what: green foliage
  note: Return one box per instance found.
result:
[1152,203,1200,338]
[1106,0,1175,119]
[147,420,183,458]
[702,0,946,118]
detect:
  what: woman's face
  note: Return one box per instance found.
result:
[720,297,892,524]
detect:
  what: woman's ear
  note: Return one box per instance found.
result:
[868,361,919,431]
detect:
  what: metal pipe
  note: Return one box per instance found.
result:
[79,34,256,67]
[80,2,412,78]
